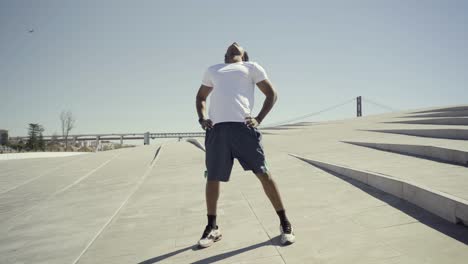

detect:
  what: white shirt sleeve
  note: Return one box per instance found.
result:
[201,68,213,87]
[251,62,268,83]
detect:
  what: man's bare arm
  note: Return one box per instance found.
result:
[196,84,214,129]
[255,79,278,124]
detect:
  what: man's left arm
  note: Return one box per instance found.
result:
[245,79,278,127]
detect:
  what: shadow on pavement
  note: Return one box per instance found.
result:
[137,245,194,264]
[138,235,283,264]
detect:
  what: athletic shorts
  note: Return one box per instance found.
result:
[204,122,268,182]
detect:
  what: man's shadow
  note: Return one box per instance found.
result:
[138,235,283,264]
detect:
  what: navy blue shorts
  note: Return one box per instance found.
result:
[204,122,268,182]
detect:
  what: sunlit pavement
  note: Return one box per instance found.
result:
[1,105,468,264]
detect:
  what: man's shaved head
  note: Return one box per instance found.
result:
[224,42,249,63]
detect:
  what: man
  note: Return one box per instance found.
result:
[195,42,295,248]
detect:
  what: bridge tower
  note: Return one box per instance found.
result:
[357,96,362,117]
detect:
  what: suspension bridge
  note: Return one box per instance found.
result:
[259,96,398,127]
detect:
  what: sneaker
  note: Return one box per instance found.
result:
[280,222,295,245]
[198,225,222,248]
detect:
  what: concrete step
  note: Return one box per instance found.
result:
[342,141,468,167]
[402,110,468,118]
[366,128,468,140]
[289,154,468,226]
[412,106,468,114]
[386,117,468,126]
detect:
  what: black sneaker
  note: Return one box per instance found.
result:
[198,225,222,248]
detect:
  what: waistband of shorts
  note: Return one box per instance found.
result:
[213,121,246,127]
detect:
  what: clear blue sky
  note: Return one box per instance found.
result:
[1,0,467,136]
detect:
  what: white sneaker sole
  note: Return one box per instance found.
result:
[281,236,295,245]
[280,225,295,245]
[198,234,222,248]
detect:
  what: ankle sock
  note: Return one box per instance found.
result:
[276,209,290,226]
[207,214,217,228]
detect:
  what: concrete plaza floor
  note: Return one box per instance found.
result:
[1,105,468,263]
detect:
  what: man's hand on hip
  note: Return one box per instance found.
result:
[245,116,260,128]
[199,118,214,130]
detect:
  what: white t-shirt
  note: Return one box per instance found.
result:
[201,61,268,125]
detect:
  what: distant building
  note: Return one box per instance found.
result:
[0,129,8,145]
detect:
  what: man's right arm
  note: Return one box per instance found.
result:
[196,84,214,129]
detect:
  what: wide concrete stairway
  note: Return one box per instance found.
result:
[264,106,468,227]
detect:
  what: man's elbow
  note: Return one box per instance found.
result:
[196,95,207,103]
[267,91,278,104]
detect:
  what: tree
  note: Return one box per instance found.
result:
[38,133,45,151]
[60,110,75,150]
[27,123,44,151]
[17,140,25,152]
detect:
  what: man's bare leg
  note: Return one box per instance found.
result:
[198,180,222,248]
[255,171,284,211]
[206,180,220,215]
[256,170,295,244]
